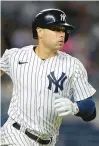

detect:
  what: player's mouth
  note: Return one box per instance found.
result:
[58,40,64,44]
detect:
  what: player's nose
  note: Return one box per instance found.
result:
[59,31,65,37]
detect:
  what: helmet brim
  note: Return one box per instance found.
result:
[52,22,74,30]
[62,22,74,30]
[43,22,74,30]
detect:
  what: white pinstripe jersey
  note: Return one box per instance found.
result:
[0,45,96,137]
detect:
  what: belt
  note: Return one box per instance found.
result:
[13,122,52,145]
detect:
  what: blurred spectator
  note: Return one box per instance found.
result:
[10,27,34,48]
[88,22,99,70]
[87,22,99,101]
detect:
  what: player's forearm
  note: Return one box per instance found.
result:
[75,96,96,121]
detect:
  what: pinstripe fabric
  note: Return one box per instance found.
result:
[0,45,96,145]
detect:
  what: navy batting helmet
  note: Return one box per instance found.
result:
[32,8,74,42]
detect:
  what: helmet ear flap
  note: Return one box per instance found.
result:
[32,21,38,39]
[64,32,69,43]
[32,28,37,39]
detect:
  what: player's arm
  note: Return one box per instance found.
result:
[54,59,96,121]
[71,59,96,121]
[75,96,96,121]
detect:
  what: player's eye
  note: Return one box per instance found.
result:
[52,28,65,32]
[49,27,65,32]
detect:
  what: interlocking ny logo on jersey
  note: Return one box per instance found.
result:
[47,71,67,93]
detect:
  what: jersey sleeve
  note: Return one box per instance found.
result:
[0,49,11,75]
[0,48,18,76]
[71,59,96,102]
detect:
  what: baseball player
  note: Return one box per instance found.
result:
[0,9,96,146]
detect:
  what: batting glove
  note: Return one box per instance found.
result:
[54,95,79,117]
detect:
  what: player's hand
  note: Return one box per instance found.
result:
[54,95,79,117]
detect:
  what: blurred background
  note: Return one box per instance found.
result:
[1,1,99,146]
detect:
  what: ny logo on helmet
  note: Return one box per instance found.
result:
[47,71,67,93]
[60,14,66,21]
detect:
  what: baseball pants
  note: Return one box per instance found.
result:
[0,117,56,146]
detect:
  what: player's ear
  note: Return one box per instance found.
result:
[36,27,43,39]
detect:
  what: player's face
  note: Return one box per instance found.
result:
[40,26,66,51]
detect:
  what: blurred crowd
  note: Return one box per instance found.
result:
[1,1,99,146]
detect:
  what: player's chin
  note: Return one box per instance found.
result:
[57,43,64,50]
[53,43,64,51]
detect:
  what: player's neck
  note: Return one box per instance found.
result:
[35,45,57,59]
